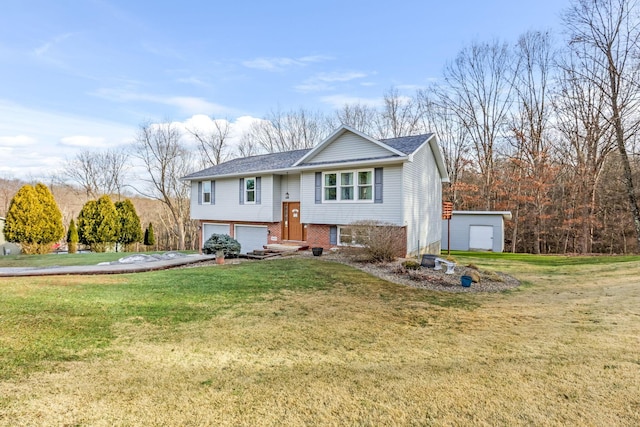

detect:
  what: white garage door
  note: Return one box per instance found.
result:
[203,223,230,242]
[469,225,494,251]
[234,225,268,254]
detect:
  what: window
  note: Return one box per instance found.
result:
[324,173,337,201]
[338,226,370,246]
[202,181,211,204]
[245,177,256,203]
[322,169,373,202]
[358,171,372,200]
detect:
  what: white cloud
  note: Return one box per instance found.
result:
[295,71,368,93]
[242,55,333,71]
[59,136,108,148]
[0,135,36,146]
[177,76,209,87]
[33,33,74,57]
[0,100,135,180]
[320,94,384,109]
[92,88,230,116]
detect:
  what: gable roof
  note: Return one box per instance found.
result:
[293,125,407,166]
[182,126,448,181]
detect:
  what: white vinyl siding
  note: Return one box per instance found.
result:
[308,133,393,164]
[403,138,442,256]
[301,165,404,225]
[190,176,275,222]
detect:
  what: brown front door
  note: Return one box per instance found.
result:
[283,202,303,241]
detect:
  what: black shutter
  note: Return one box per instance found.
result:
[239,178,244,204]
[198,182,202,204]
[256,177,261,204]
[329,226,337,245]
[374,168,383,204]
[211,180,215,205]
[315,172,322,204]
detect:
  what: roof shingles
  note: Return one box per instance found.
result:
[182,133,433,180]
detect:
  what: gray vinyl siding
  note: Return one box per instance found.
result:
[272,175,281,221]
[307,133,393,164]
[300,165,404,225]
[441,214,505,252]
[403,140,443,256]
[190,176,275,222]
[281,173,300,201]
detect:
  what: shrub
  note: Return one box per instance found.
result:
[401,260,421,270]
[341,220,405,263]
[67,219,78,254]
[77,195,119,252]
[115,199,143,251]
[4,183,64,254]
[144,223,155,248]
[203,234,241,257]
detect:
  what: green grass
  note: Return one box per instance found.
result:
[1,254,639,425]
[0,259,379,380]
[0,251,195,268]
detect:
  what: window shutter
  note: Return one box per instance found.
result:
[374,168,383,204]
[211,180,215,205]
[329,226,337,245]
[198,182,202,204]
[256,177,261,204]
[239,178,244,204]
[315,172,322,204]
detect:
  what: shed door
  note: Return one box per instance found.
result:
[234,225,268,254]
[469,225,494,251]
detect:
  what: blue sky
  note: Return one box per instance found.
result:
[0,0,570,180]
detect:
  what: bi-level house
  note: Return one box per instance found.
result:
[182,125,449,257]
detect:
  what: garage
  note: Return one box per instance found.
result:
[202,223,230,242]
[442,211,512,252]
[234,225,268,254]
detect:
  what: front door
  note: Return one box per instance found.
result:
[283,202,303,241]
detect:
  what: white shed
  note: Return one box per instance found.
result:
[441,211,512,252]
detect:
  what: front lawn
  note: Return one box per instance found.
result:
[1,256,639,425]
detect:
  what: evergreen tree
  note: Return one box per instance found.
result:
[115,199,143,252]
[67,219,79,254]
[34,183,64,248]
[4,183,64,254]
[144,222,155,248]
[77,195,119,252]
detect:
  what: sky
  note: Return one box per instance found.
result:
[0,0,571,181]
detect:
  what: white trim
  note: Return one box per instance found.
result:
[202,180,212,204]
[452,211,512,220]
[322,168,374,203]
[244,177,257,204]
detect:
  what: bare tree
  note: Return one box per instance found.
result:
[417,88,470,205]
[376,87,423,138]
[509,30,557,253]
[240,108,330,153]
[563,0,640,249]
[554,48,615,253]
[439,40,516,209]
[332,102,381,137]
[62,148,129,199]
[132,121,193,250]
[186,118,231,168]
